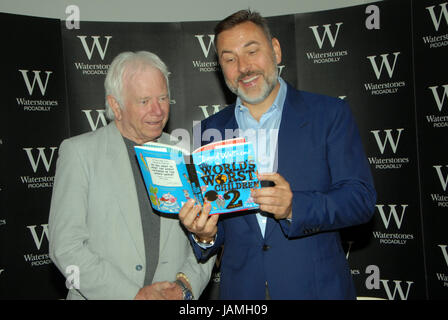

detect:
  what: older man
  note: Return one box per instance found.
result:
[49,51,214,300]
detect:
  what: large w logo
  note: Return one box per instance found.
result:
[194,34,216,58]
[433,165,448,191]
[309,23,343,49]
[77,36,112,60]
[380,280,413,300]
[82,109,108,131]
[370,128,404,154]
[23,147,58,173]
[426,2,448,32]
[439,245,448,267]
[366,52,400,80]
[27,224,49,250]
[428,84,448,112]
[18,70,52,96]
[376,204,408,229]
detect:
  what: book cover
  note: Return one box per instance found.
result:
[134,138,260,215]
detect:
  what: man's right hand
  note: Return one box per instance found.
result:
[179,199,219,242]
[134,281,177,300]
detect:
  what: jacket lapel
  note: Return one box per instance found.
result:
[264,84,310,241]
[105,123,145,261]
[277,84,311,182]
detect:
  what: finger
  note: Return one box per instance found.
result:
[195,202,212,229]
[203,212,219,235]
[209,213,219,225]
[258,172,288,187]
[194,211,219,240]
[182,204,202,230]
[179,199,195,220]
[252,185,287,200]
[159,281,176,290]
[259,204,290,219]
[252,186,276,197]
[253,194,283,207]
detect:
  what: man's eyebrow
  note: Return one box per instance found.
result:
[220,49,233,58]
[220,41,261,58]
[243,40,260,48]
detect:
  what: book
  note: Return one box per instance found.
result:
[134,138,261,215]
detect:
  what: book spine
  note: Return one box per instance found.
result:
[185,155,204,206]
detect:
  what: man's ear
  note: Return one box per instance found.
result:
[107,95,122,120]
[271,37,282,64]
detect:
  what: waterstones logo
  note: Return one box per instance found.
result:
[306,23,348,64]
[82,109,108,131]
[16,70,59,112]
[426,84,448,128]
[373,204,414,245]
[430,165,448,208]
[192,34,219,73]
[368,129,409,169]
[423,3,448,49]
[364,52,406,95]
[380,279,414,300]
[436,244,448,287]
[24,224,52,267]
[21,147,57,189]
[74,36,112,75]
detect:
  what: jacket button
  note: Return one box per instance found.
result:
[136,265,143,271]
[262,245,270,251]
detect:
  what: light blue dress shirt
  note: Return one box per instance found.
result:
[234,77,287,237]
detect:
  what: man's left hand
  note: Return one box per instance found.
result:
[251,172,293,220]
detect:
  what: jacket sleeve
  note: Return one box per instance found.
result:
[279,100,377,238]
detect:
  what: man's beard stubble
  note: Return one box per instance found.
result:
[225,63,278,105]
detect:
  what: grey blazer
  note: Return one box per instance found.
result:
[48,122,214,300]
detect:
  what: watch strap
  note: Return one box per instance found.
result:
[174,279,194,300]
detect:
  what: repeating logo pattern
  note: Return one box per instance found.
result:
[2,0,447,300]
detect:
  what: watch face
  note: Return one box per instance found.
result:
[184,290,193,300]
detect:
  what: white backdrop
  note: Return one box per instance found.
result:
[0,0,379,22]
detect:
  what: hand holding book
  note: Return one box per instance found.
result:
[178,200,219,243]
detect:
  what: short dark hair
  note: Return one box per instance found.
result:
[214,9,272,45]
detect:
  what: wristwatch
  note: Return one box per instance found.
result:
[192,233,216,246]
[174,279,194,300]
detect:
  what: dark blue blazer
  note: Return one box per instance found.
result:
[192,83,376,299]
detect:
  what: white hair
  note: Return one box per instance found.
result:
[104,51,170,120]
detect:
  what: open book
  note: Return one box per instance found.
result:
[134,138,260,215]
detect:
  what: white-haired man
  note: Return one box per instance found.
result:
[49,51,215,300]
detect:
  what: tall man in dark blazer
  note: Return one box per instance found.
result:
[179,9,377,299]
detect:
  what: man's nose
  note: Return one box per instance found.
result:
[237,56,251,75]
[148,99,163,115]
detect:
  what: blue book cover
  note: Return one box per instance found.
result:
[134,138,260,215]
